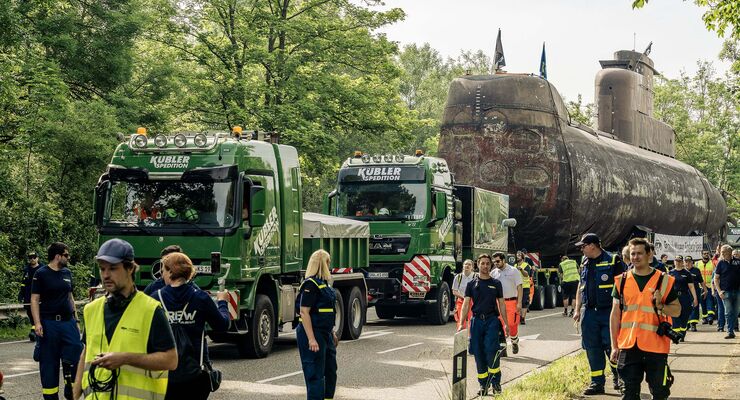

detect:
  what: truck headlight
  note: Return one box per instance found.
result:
[395,154,404,162]
[362,154,371,163]
[372,154,381,163]
[194,133,208,147]
[133,134,148,148]
[384,154,393,162]
[174,134,187,148]
[154,135,168,148]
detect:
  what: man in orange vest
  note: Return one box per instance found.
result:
[610,238,681,400]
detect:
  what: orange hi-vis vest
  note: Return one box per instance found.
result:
[615,270,675,354]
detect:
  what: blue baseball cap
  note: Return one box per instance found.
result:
[96,239,135,264]
[575,233,600,247]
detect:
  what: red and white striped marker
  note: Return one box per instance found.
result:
[401,255,431,293]
[527,252,541,267]
[331,267,353,274]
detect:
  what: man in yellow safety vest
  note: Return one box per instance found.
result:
[515,251,533,325]
[73,239,178,400]
[695,250,716,324]
[559,256,580,317]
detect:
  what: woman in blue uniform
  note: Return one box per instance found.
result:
[669,256,698,341]
[296,250,338,400]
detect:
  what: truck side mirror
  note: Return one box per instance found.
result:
[323,189,337,215]
[502,218,517,228]
[93,180,111,225]
[435,192,448,219]
[249,186,266,227]
[454,199,463,221]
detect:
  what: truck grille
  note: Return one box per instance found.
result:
[369,235,411,255]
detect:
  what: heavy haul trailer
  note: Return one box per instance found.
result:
[325,153,514,324]
[92,129,368,358]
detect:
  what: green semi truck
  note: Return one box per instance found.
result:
[325,152,514,324]
[92,128,369,358]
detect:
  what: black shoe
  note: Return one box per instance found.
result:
[718,327,725,332]
[583,383,605,395]
[512,342,519,354]
[702,318,708,325]
[709,319,714,325]
[478,386,489,396]
[520,318,526,325]
[568,309,574,317]
[725,333,736,339]
[64,383,73,400]
[500,346,508,358]
[613,378,623,391]
[690,324,697,332]
[491,383,502,394]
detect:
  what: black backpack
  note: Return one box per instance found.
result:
[157,290,202,383]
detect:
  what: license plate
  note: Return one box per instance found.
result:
[408,291,426,299]
[195,265,212,274]
[368,272,389,278]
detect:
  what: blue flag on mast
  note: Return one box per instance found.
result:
[539,42,547,80]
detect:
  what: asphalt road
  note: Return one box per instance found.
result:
[1,307,582,400]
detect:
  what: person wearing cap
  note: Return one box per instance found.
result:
[514,251,532,325]
[73,239,177,400]
[30,242,83,400]
[685,256,705,332]
[696,249,716,325]
[572,233,626,395]
[668,255,698,341]
[19,250,46,342]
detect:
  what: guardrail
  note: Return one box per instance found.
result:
[0,301,88,321]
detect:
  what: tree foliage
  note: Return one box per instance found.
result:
[632,0,740,39]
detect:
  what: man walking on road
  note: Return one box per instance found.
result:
[73,239,177,400]
[491,252,522,354]
[610,238,680,400]
[459,254,509,396]
[714,245,739,339]
[31,242,83,400]
[573,233,626,395]
[685,256,705,332]
[514,251,532,324]
[559,255,580,317]
[696,250,716,324]
[19,251,45,342]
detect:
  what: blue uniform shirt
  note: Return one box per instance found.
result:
[19,263,45,303]
[30,265,74,318]
[465,277,503,316]
[580,251,625,309]
[669,268,694,297]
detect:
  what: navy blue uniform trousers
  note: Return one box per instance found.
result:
[38,319,82,399]
[296,324,337,400]
[469,315,502,388]
[581,307,617,385]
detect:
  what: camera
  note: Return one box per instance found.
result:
[656,321,682,344]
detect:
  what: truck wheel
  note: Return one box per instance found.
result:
[375,305,396,320]
[237,294,275,358]
[341,286,365,340]
[426,281,451,325]
[333,289,345,340]
[544,285,557,309]
[530,286,545,311]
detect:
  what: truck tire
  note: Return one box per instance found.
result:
[544,284,557,309]
[341,286,365,340]
[426,281,451,325]
[530,286,545,311]
[333,289,345,340]
[375,305,396,320]
[237,294,275,358]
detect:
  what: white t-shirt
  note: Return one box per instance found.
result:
[452,272,476,296]
[492,264,523,299]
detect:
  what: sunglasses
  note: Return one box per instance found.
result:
[61,253,71,258]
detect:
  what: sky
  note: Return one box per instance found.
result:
[371,0,731,104]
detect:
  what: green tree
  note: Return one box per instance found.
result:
[632,0,740,39]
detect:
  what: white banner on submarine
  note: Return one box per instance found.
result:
[652,233,703,260]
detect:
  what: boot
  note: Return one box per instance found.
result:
[583,382,605,395]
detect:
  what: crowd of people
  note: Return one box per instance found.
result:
[451,234,739,399]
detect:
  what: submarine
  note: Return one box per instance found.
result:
[438,49,727,260]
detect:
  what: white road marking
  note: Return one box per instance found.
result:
[525,312,562,321]
[4,370,39,378]
[355,330,393,341]
[518,334,540,341]
[376,342,423,354]
[256,370,303,383]
[0,339,30,345]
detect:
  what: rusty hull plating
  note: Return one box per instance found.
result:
[438,51,726,257]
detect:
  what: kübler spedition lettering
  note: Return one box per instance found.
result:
[358,167,401,181]
[150,155,190,169]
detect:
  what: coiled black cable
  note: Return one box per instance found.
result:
[87,364,118,398]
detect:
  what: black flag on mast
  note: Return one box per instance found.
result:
[493,29,506,71]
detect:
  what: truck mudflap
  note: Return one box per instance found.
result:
[401,255,431,299]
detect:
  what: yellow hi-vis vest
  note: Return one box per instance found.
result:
[81,292,168,400]
[695,260,714,286]
[516,262,531,288]
[560,259,579,283]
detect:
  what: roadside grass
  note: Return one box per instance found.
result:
[0,323,31,341]
[500,351,591,400]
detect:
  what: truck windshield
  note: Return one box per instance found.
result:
[101,179,237,230]
[337,182,427,221]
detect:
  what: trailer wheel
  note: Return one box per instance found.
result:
[237,294,275,358]
[341,286,365,340]
[530,286,545,311]
[375,305,396,320]
[555,285,564,307]
[544,285,557,309]
[333,289,345,340]
[426,281,451,325]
